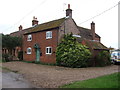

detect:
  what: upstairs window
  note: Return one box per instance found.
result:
[27,47,32,54]
[46,47,52,54]
[46,31,52,39]
[27,34,32,41]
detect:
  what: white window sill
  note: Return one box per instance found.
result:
[27,40,32,41]
[46,37,52,39]
[27,53,31,54]
[46,53,52,55]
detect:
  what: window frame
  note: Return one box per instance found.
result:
[27,34,32,41]
[27,47,32,54]
[46,31,52,39]
[46,47,52,55]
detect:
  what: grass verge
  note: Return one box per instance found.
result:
[60,72,120,88]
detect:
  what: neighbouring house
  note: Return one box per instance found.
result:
[6,4,108,63]
[9,25,32,58]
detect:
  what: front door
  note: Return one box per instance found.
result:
[36,48,40,62]
[34,43,41,62]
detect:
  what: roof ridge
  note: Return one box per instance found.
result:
[78,26,90,30]
[37,17,65,26]
[10,17,66,35]
[26,17,66,34]
[10,27,33,35]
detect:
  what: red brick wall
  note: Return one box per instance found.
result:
[23,29,58,64]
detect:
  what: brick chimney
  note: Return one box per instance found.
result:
[19,25,23,31]
[66,4,72,18]
[91,21,95,40]
[32,16,38,26]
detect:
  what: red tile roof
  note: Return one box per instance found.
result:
[77,38,108,50]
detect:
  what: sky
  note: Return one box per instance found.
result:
[0,0,119,49]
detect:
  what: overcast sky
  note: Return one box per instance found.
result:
[0,0,119,49]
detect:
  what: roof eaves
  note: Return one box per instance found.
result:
[24,27,59,35]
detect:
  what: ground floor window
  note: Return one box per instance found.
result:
[46,47,52,54]
[27,47,32,54]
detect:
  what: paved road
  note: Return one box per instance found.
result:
[2,71,34,88]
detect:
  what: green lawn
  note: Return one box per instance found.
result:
[60,72,120,88]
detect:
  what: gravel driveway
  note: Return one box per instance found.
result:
[2,61,119,88]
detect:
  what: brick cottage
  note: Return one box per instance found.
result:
[9,4,108,63]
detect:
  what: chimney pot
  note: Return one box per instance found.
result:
[91,21,95,25]
[19,25,23,31]
[66,4,72,17]
[32,16,39,26]
[68,4,70,9]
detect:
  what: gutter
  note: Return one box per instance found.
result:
[24,27,59,35]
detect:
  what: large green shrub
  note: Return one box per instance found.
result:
[56,33,91,68]
[96,51,111,66]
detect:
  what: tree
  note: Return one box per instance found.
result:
[2,34,22,54]
[56,33,91,68]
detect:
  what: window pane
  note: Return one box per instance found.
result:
[48,33,50,37]
[50,32,52,37]
[46,47,52,54]
[27,47,32,54]
[49,48,51,53]
[28,49,31,52]
[46,48,48,53]
[28,35,32,41]
[47,32,49,37]
[46,31,52,39]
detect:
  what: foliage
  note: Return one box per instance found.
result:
[2,34,22,61]
[56,33,91,68]
[2,34,22,54]
[96,51,111,66]
[2,53,13,62]
[60,72,119,88]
